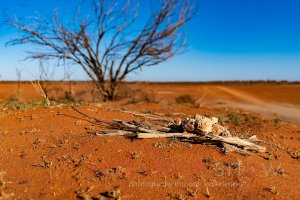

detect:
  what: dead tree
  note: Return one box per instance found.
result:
[5,0,196,100]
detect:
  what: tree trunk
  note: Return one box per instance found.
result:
[106,82,118,101]
[96,81,119,101]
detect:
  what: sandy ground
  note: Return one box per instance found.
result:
[196,85,300,124]
[148,84,300,125]
[1,82,299,124]
[0,82,299,199]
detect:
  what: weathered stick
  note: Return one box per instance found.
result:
[71,106,119,126]
[222,143,251,156]
[114,120,171,133]
[96,130,134,136]
[137,132,198,139]
[96,127,265,153]
[247,135,263,143]
[115,110,173,122]
[136,132,266,152]
[96,131,196,138]
[205,135,266,152]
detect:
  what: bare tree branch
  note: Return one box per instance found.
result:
[4,0,197,100]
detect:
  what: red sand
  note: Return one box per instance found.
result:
[0,82,299,199]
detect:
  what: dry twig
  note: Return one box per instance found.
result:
[31,81,50,107]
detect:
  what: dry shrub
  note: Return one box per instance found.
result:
[175,94,195,104]
[8,93,20,102]
[73,90,88,102]
[7,89,22,109]
[31,81,50,107]
[86,82,104,102]
[128,90,157,104]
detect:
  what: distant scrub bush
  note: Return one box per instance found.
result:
[175,94,195,104]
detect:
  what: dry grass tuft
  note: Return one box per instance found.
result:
[175,94,195,104]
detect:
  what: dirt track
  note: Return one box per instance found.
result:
[199,86,300,124]
[141,83,300,125]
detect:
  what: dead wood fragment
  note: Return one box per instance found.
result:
[96,128,265,154]
[72,107,266,155]
[222,143,251,156]
[205,135,266,153]
[96,130,134,136]
[137,133,197,139]
[115,110,173,122]
[113,120,171,133]
[71,106,120,127]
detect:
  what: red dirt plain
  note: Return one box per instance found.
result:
[0,82,299,199]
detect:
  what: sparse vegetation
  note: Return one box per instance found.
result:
[227,113,241,124]
[0,99,80,110]
[273,117,281,129]
[175,94,195,104]
[117,85,158,104]
[31,81,51,107]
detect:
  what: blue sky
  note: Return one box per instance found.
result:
[0,0,299,81]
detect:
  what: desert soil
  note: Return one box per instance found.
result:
[0,82,299,199]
